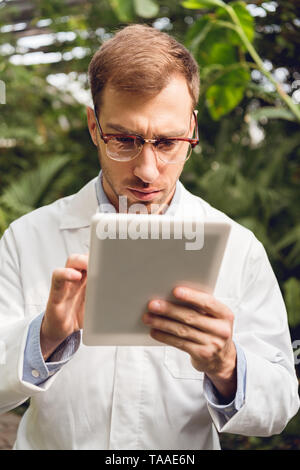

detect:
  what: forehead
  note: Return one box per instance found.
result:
[100,75,193,129]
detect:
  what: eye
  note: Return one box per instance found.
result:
[156,139,178,150]
[115,136,136,144]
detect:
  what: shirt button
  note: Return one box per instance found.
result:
[31,369,40,378]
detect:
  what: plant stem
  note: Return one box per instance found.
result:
[224,4,300,122]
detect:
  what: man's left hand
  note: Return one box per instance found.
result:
[142,286,237,402]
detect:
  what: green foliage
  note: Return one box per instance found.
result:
[108,0,159,20]
[184,1,255,119]
[108,0,135,22]
[183,0,300,122]
[283,278,300,329]
[133,0,160,18]
[206,66,250,119]
[0,155,71,224]
[247,106,299,122]
[220,1,255,44]
[182,0,225,8]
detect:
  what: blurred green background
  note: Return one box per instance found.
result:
[0,0,300,450]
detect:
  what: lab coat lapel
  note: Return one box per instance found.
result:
[59,177,99,253]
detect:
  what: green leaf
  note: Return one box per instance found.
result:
[208,42,237,65]
[229,1,254,43]
[182,0,225,9]
[133,0,159,18]
[274,225,300,267]
[185,16,213,54]
[283,278,300,328]
[246,106,297,122]
[108,0,134,22]
[205,66,250,119]
[186,16,238,67]
[0,155,71,216]
[215,1,255,50]
[275,225,300,251]
[216,1,254,45]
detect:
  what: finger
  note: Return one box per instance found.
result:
[52,268,83,288]
[143,312,210,345]
[50,268,84,303]
[150,328,210,361]
[172,287,233,320]
[147,300,227,338]
[65,253,89,271]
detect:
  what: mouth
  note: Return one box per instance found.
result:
[127,187,162,201]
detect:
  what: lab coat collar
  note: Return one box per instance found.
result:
[59,177,99,230]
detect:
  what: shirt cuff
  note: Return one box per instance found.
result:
[22,312,81,386]
[203,341,246,421]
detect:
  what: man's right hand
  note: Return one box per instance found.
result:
[40,254,88,361]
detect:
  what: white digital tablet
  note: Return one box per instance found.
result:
[83,213,231,346]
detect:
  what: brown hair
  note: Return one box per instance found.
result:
[88,24,199,112]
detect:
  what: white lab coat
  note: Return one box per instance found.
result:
[0,177,298,450]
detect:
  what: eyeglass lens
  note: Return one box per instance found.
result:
[106,136,192,163]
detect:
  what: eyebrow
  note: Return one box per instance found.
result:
[105,122,188,138]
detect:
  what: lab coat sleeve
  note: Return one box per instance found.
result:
[22,312,81,386]
[207,236,300,436]
[0,227,61,414]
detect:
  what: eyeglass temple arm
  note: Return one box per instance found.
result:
[192,111,199,145]
[93,107,105,140]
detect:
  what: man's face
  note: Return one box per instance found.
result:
[87,74,195,214]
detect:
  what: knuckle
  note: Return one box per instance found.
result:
[211,337,224,352]
[220,325,232,340]
[202,295,215,312]
[198,347,211,361]
[184,312,195,326]
[177,324,189,338]
[192,345,205,360]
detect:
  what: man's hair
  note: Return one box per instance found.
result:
[88,24,200,111]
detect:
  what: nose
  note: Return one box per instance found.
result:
[133,143,160,183]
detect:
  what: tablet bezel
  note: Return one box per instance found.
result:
[83,213,231,346]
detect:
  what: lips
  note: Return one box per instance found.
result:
[127,187,162,201]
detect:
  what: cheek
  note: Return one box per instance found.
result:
[161,163,184,183]
[105,160,134,184]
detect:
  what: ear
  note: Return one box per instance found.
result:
[190,109,198,136]
[86,105,98,147]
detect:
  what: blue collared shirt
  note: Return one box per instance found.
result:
[23,172,247,421]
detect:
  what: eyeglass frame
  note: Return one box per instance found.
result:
[93,107,199,164]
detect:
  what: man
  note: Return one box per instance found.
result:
[0,24,299,450]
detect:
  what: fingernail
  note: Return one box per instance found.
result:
[174,287,186,297]
[149,300,161,310]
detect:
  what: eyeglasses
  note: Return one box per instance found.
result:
[93,108,199,164]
